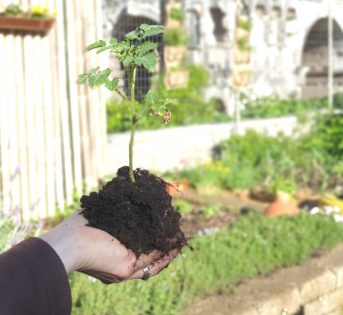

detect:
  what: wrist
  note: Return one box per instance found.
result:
[39,230,81,274]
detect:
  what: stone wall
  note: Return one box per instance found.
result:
[106,117,298,175]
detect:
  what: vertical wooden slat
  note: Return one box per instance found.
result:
[14,33,30,218]
[0,33,10,213]
[65,0,83,195]
[56,0,74,205]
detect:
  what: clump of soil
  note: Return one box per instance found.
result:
[81,166,188,257]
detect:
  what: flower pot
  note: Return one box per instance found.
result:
[264,192,299,217]
[0,15,55,34]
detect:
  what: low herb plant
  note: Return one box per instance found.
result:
[80,24,171,182]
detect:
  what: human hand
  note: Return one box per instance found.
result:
[39,211,179,283]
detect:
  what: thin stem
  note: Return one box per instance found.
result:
[129,66,137,182]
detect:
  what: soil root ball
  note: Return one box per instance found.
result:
[81,166,188,257]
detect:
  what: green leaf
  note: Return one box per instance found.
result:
[138,41,157,55]
[134,56,144,66]
[109,37,117,46]
[140,25,165,38]
[79,73,88,84]
[141,52,158,72]
[123,56,134,67]
[125,30,139,41]
[86,40,106,51]
[105,78,119,91]
[94,68,111,86]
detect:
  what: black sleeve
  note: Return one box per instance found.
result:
[0,237,71,315]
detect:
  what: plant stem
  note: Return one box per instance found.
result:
[129,66,137,182]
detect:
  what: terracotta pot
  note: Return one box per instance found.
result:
[0,16,55,34]
[166,179,190,196]
[264,192,299,217]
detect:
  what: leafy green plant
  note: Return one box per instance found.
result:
[164,28,187,46]
[201,204,221,218]
[4,4,23,16]
[70,213,343,315]
[80,24,170,182]
[170,7,183,21]
[238,19,252,31]
[237,38,251,51]
[174,200,193,214]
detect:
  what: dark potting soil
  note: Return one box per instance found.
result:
[81,166,188,257]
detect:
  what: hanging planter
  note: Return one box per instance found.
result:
[0,15,55,34]
[0,4,55,34]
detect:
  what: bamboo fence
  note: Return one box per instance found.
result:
[0,0,107,220]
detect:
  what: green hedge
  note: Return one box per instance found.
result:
[71,213,343,315]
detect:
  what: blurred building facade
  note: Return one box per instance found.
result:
[102,0,343,112]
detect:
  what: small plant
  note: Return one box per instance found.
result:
[174,200,193,214]
[79,25,187,259]
[238,18,252,31]
[170,7,183,21]
[164,28,187,46]
[237,38,251,51]
[4,4,23,17]
[30,5,53,19]
[80,24,171,182]
[201,204,221,218]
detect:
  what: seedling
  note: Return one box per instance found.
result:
[79,24,172,182]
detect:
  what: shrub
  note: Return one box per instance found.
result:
[170,8,183,21]
[71,213,343,315]
[164,28,187,46]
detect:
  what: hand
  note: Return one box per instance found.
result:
[39,211,179,284]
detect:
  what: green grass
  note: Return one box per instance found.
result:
[70,213,343,315]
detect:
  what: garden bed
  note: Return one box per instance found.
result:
[70,212,343,315]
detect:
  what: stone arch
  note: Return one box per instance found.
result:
[301,18,343,98]
[112,13,163,101]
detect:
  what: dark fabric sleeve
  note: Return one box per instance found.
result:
[0,237,71,315]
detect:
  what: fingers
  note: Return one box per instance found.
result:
[130,248,180,280]
[132,250,163,272]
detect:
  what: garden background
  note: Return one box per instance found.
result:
[2,0,343,314]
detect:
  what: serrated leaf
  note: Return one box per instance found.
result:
[88,74,97,88]
[94,68,111,86]
[109,37,117,45]
[86,40,106,51]
[79,73,89,84]
[145,90,158,105]
[134,56,144,66]
[139,24,150,32]
[141,25,165,39]
[125,30,139,40]
[142,52,158,72]
[105,78,119,91]
[96,46,110,54]
[113,41,130,52]
[138,41,157,55]
[123,56,134,67]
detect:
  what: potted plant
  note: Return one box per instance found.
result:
[79,24,188,258]
[0,4,55,34]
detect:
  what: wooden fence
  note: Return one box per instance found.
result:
[0,0,107,220]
